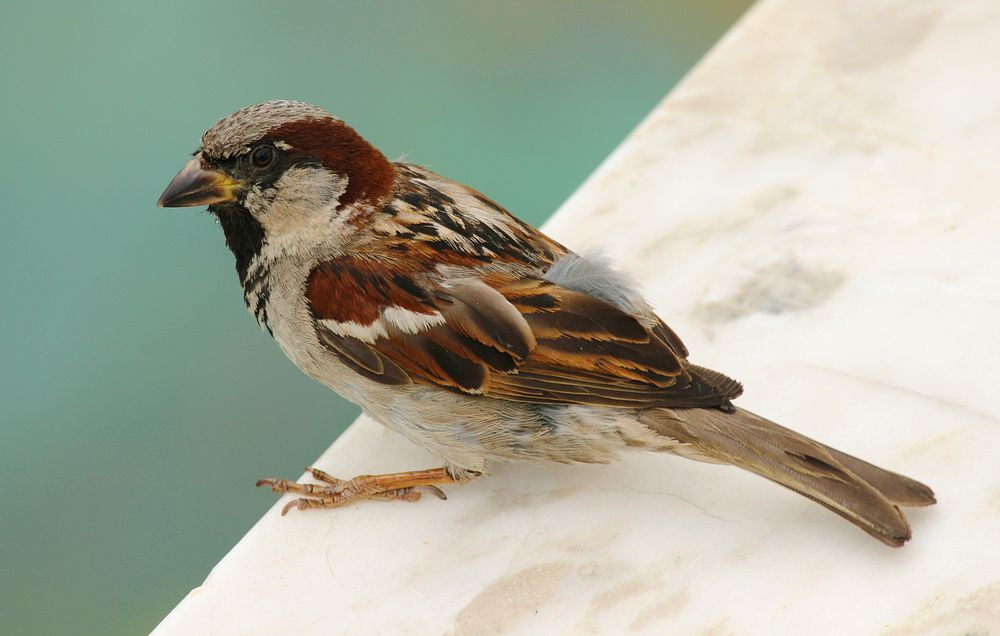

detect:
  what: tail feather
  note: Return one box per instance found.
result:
[823,446,936,508]
[642,407,935,547]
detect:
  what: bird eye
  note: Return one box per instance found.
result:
[250,145,275,168]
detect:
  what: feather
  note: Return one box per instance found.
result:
[441,278,535,359]
[316,328,410,385]
[642,407,934,547]
[305,256,740,408]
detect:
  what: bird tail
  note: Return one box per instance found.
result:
[642,407,935,547]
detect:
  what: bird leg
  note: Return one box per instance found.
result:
[256,466,459,515]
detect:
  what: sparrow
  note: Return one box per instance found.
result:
[157,100,935,547]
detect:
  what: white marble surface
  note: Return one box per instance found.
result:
[154,0,1000,633]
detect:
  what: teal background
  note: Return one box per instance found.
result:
[0,2,752,633]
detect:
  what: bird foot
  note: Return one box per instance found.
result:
[256,466,455,514]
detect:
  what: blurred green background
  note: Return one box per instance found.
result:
[0,1,752,633]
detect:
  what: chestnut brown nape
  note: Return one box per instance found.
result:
[268,118,395,210]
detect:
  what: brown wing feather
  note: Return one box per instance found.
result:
[651,317,690,359]
[308,262,741,409]
[316,329,411,386]
[385,331,490,392]
[438,278,536,359]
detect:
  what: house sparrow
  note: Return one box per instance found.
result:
[157,100,934,547]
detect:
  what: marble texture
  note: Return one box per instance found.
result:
[154,0,1000,633]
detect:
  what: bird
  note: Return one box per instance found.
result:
[157,100,935,547]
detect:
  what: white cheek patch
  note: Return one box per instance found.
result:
[272,165,345,212]
[250,166,351,259]
[320,308,446,344]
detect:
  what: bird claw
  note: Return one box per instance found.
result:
[256,466,457,513]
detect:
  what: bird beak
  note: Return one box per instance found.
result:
[157,153,240,207]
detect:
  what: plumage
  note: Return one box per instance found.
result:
[304,260,733,409]
[158,100,935,547]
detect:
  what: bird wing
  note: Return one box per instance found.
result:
[306,260,742,410]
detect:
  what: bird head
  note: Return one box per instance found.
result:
[157,100,396,275]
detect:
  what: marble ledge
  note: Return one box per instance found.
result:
[155,0,1000,633]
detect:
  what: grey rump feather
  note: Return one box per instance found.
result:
[544,251,652,317]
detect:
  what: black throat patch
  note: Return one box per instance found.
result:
[209,204,272,334]
[210,204,266,285]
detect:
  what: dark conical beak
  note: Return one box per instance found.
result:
[157,153,240,207]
